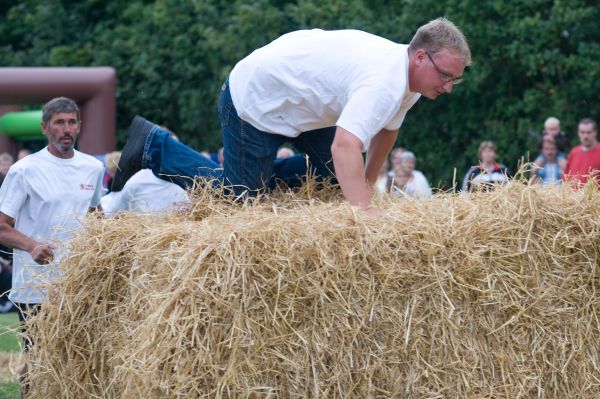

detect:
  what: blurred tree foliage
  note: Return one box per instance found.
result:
[1,0,598,187]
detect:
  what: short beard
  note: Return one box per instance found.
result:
[51,140,75,154]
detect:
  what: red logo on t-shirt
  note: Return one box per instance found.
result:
[80,184,94,191]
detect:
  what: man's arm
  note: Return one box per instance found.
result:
[364,128,398,187]
[0,212,53,264]
[331,127,374,212]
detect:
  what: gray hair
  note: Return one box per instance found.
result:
[544,116,560,129]
[409,17,472,66]
[42,97,80,124]
[398,151,416,163]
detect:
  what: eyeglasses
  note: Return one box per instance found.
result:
[425,52,463,85]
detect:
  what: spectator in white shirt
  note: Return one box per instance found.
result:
[389,151,432,198]
[0,97,104,394]
[102,169,189,216]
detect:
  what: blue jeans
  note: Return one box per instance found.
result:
[143,78,337,195]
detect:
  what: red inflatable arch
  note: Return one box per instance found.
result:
[0,67,116,155]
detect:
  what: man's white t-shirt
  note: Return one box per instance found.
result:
[101,169,189,216]
[0,148,104,304]
[229,29,421,150]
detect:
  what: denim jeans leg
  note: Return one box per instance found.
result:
[289,126,338,183]
[143,128,222,190]
[270,154,310,189]
[219,80,285,196]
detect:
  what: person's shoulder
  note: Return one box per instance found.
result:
[123,170,169,193]
[74,151,104,170]
[533,155,545,166]
[412,170,427,180]
[492,163,508,173]
[465,165,479,174]
[567,145,583,156]
[74,150,103,164]
[127,169,158,186]
[8,149,47,172]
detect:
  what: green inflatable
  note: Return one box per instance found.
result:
[0,110,43,140]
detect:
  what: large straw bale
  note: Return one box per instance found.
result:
[25,181,599,398]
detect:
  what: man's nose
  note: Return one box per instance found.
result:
[443,80,454,93]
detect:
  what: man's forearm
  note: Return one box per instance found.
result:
[331,127,372,210]
[0,223,54,264]
[365,129,398,186]
[0,223,39,253]
[333,149,371,209]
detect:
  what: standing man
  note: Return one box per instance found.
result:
[0,97,104,349]
[564,118,600,186]
[113,17,471,213]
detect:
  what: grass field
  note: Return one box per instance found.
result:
[0,313,21,352]
[0,312,21,399]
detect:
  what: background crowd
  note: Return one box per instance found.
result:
[178,114,598,200]
[384,116,599,197]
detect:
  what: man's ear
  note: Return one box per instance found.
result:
[414,49,426,63]
[41,122,48,136]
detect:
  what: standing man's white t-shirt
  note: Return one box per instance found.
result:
[0,148,104,304]
[229,29,421,150]
[102,169,189,216]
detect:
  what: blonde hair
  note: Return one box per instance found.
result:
[477,141,496,158]
[104,151,122,176]
[409,17,472,66]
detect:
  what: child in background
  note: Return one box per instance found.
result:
[530,136,565,185]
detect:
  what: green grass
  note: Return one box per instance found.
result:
[0,381,20,398]
[0,313,21,353]
[0,313,21,399]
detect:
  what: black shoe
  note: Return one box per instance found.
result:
[111,116,156,192]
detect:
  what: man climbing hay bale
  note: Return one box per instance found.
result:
[113,18,470,215]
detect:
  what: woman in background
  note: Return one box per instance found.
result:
[462,141,509,192]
